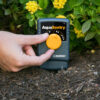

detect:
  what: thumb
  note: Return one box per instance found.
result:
[16,33,49,45]
[22,49,55,67]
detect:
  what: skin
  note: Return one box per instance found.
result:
[0,31,55,72]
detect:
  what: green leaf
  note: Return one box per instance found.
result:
[91,18,97,23]
[73,19,81,30]
[47,14,55,18]
[97,30,100,35]
[0,0,3,4]
[19,0,28,4]
[96,17,100,23]
[35,11,46,18]
[4,9,11,15]
[74,7,81,16]
[97,7,100,13]
[38,0,49,9]
[29,19,34,27]
[92,0,100,6]
[85,32,95,41]
[54,9,66,15]
[13,13,18,21]
[69,0,84,8]
[64,1,72,11]
[26,13,32,19]
[82,20,91,33]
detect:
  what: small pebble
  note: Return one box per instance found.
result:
[10,98,17,100]
[91,64,95,68]
[93,72,98,76]
[91,49,95,54]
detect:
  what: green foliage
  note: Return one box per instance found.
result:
[38,0,49,9]
[0,0,100,52]
[85,32,96,41]
[0,0,3,4]
[19,0,29,4]
[92,0,100,6]
[69,0,84,8]
[82,20,91,33]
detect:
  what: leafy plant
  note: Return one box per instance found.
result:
[0,0,100,52]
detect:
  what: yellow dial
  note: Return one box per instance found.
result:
[46,34,62,50]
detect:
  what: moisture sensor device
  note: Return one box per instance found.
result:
[37,18,70,70]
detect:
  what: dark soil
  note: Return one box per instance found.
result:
[0,49,100,100]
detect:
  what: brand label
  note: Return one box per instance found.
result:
[53,55,66,58]
[42,26,65,30]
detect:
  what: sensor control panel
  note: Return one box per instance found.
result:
[37,18,70,70]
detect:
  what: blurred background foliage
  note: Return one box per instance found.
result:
[0,0,100,52]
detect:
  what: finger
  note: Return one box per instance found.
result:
[0,66,7,71]
[22,49,55,67]
[36,49,55,65]
[23,45,36,56]
[0,65,10,72]
[16,33,49,45]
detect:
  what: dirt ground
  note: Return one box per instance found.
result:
[0,49,100,100]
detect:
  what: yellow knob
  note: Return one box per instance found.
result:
[46,34,62,50]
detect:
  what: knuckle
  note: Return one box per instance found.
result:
[10,68,20,72]
[37,61,43,66]
[15,58,23,67]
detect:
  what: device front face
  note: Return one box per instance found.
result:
[37,18,70,69]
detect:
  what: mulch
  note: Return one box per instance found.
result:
[0,49,100,100]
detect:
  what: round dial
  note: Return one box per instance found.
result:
[46,34,62,50]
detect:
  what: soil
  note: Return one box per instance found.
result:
[0,49,100,100]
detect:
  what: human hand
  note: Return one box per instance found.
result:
[0,31,54,72]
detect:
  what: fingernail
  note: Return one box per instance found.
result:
[49,49,55,53]
[42,33,49,38]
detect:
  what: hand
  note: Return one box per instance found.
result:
[0,31,54,72]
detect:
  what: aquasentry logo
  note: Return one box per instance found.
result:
[42,25,66,30]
